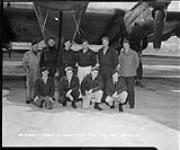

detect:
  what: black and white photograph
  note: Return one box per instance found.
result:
[2,0,180,149]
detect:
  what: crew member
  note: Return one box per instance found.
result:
[22,40,41,104]
[58,66,80,109]
[40,37,58,78]
[105,69,127,112]
[98,36,118,102]
[57,40,76,79]
[33,66,55,109]
[118,40,139,108]
[76,40,97,84]
[81,66,103,111]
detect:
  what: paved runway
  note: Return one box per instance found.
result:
[2,52,180,148]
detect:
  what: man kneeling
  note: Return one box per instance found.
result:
[58,66,80,109]
[33,66,55,109]
[81,66,103,111]
[105,70,127,112]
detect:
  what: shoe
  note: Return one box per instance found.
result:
[110,101,115,109]
[94,103,103,111]
[33,100,43,108]
[78,98,83,102]
[110,105,115,109]
[52,97,56,101]
[129,105,134,109]
[135,80,138,86]
[138,81,145,88]
[72,102,77,109]
[62,102,67,107]
[26,100,31,104]
[119,104,124,112]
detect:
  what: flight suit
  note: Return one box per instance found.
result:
[98,47,118,102]
[40,46,58,77]
[22,50,41,102]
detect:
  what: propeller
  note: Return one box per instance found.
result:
[153,9,165,49]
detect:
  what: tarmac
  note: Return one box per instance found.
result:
[2,50,180,148]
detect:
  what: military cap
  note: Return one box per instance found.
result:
[41,66,49,72]
[65,66,73,72]
[101,36,109,41]
[31,40,38,46]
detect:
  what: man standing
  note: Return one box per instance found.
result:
[76,40,97,84]
[105,70,127,112]
[33,66,55,109]
[98,36,118,102]
[22,41,41,104]
[81,66,103,111]
[40,37,58,78]
[58,66,80,109]
[57,40,76,79]
[118,40,139,108]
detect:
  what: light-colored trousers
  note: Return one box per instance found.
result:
[77,66,92,84]
[105,91,128,106]
[34,96,54,109]
[82,90,103,108]
[26,70,39,101]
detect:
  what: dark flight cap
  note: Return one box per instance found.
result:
[31,40,38,45]
[101,36,109,41]
[41,66,49,72]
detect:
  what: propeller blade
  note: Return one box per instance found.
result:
[153,10,164,49]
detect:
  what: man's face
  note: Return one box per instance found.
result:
[124,42,129,51]
[91,70,98,79]
[32,44,38,52]
[64,41,71,50]
[82,41,89,49]
[66,70,73,78]
[48,39,55,47]
[102,39,109,47]
[42,70,49,78]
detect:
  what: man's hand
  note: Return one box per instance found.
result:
[75,63,79,67]
[69,95,74,101]
[66,89,72,98]
[49,97,54,102]
[116,64,120,71]
[34,96,39,102]
[112,91,118,98]
[66,89,72,96]
[88,89,92,94]
[95,63,100,67]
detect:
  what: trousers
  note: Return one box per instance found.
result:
[82,90,103,108]
[105,91,128,106]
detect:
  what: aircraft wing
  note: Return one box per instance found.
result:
[147,11,180,42]
[2,4,42,44]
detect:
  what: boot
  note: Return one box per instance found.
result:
[94,103,103,111]
[118,103,124,112]
[72,102,77,109]
[110,101,115,109]
[26,100,31,104]
[45,99,53,109]
[33,98,44,108]
[62,101,67,107]
[138,80,145,88]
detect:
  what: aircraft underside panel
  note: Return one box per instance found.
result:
[33,1,88,48]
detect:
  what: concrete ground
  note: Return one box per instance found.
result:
[2,52,180,148]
